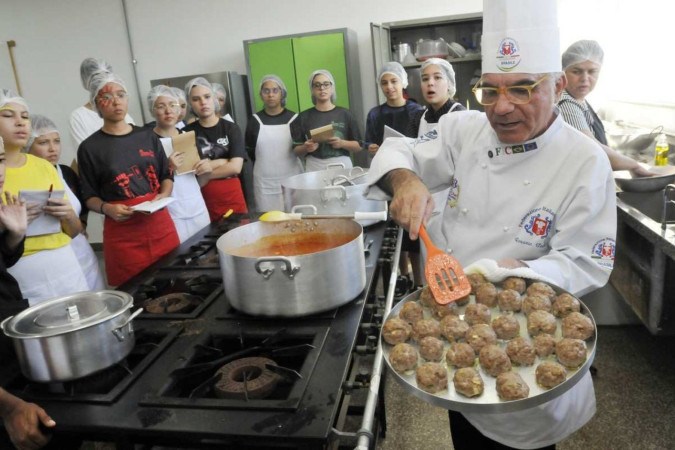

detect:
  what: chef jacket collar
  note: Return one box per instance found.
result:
[486,111,564,161]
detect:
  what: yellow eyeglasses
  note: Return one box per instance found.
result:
[472,75,549,106]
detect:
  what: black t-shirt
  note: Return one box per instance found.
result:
[183,118,246,162]
[290,106,363,159]
[59,164,88,222]
[244,109,297,162]
[77,126,172,201]
[0,236,28,360]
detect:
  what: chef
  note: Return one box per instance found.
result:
[367,0,616,448]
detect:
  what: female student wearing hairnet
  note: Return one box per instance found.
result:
[0,90,88,304]
[183,77,248,220]
[245,75,303,212]
[558,40,654,177]
[291,70,363,172]
[77,72,178,286]
[26,115,105,290]
[212,82,234,123]
[171,87,189,130]
[148,85,211,243]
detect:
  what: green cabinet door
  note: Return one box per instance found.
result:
[246,38,299,113]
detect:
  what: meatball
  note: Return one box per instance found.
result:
[522,294,552,315]
[502,277,526,294]
[526,282,556,300]
[412,319,441,342]
[561,312,594,341]
[453,367,484,398]
[552,293,581,318]
[418,286,436,308]
[430,300,459,319]
[399,301,424,324]
[454,293,471,306]
[416,362,448,393]
[382,318,412,345]
[419,336,445,362]
[479,344,512,377]
[556,338,587,368]
[440,315,470,342]
[468,273,487,293]
[496,372,529,400]
[464,303,492,326]
[527,310,557,336]
[506,337,536,366]
[533,334,557,358]
[497,289,522,312]
[475,282,498,307]
[389,343,418,373]
[536,361,567,388]
[465,324,498,353]
[446,342,476,368]
[492,314,521,340]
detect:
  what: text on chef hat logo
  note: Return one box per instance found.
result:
[496,38,521,72]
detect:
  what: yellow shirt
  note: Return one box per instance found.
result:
[4,154,71,256]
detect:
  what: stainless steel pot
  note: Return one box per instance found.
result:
[1,291,142,382]
[281,164,387,226]
[217,219,365,317]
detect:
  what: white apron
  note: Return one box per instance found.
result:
[418,113,451,240]
[56,165,106,290]
[160,137,211,243]
[252,114,304,212]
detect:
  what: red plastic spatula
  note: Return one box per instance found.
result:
[418,224,471,304]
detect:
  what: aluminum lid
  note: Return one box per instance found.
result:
[1,290,133,338]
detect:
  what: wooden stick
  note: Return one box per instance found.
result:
[6,40,22,96]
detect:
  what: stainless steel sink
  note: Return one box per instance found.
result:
[616,190,675,225]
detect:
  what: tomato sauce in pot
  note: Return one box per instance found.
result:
[229,232,355,257]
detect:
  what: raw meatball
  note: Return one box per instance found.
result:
[419,336,445,362]
[454,293,471,306]
[446,342,476,368]
[399,301,424,324]
[533,334,557,358]
[526,282,556,300]
[552,293,581,318]
[522,294,552,315]
[418,286,436,308]
[497,289,522,312]
[464,303,492,326]
[479,344,512,377]
[389,343,418,373]
[492,314,521,340]
[506,337,536,366]
[556,338,587,368]
[468,273,487,293]
[502,277,526,294]
[382,318,412,345]
[453,367,484,397]
[496,372,529,400]
[430,300,459,319]
[475,282,498,307]
[562,312,594,341]
[416,362,448,393]
[440,315,470,342]
[527,310,557,336]
[412,319,441,342]
[465,324,498,353]
[536,360,567,388]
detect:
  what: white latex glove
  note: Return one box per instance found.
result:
[465,258,555,285]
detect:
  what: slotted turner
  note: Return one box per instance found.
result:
[418,224,471,304]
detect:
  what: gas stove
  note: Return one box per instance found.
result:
[0,216,401,449]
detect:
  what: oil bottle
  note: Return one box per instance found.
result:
[654,133,669,166]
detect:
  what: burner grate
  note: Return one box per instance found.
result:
[132,273,222,319]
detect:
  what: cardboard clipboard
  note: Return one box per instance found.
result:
[19,189,66,236]
[309,124,334,143]
[169,131,201,175]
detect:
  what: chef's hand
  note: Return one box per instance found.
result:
[0,192,27,237]
[103,203,134,222]
[303,140,319,154]
[168,151,184,171]
[368,143,379,155]
[629,164,659,178]
[387,169,434,240]
[193,158,213,177]
[0,390,55,450]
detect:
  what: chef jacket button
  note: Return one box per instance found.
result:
[461,208,468,214]
[446,248,453,254]
[503,226,509,232]
[481,163,487,169]
[523,180,531,185]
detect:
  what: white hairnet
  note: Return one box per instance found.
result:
[420,58,457,98]
[80,57,113,91]
[170,86,186,104]
[309,69,336,105]
[27,114,59,150]
[88,72,128,116]
[562,40,604,70]
[147,85,180,118]
[212,82,226,99]
[258,74,288,107]
[184,77,220,114]
[378,62,408,89]
[0,89,29,113]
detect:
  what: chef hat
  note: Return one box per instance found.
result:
[147,85,180,119]
[26,114,59,150]
[258,75,288,107]
[378,62,409,89]
[481,0,561,74]
[184,77,220,114]
[88,72,128,116]
[80,57,113,91]
[309,70,336,105]
[0,88,29,113]
[562,40,604,70]
[420,58,457,97]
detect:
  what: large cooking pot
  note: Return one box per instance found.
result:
[281,164,387,226]
[217,218,365,317]
[1,291,142,382]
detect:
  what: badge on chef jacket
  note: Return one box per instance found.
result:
[516,207,555,248]
[591,238,616,268]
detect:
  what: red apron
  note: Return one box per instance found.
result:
[201,177,248,222]
[103,193,179,286]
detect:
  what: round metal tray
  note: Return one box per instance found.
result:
[381,280,596,414]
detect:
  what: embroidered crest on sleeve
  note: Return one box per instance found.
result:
[591,238,615,269]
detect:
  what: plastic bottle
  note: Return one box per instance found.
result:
[655,133,669,166]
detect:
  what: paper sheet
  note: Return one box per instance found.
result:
[383,125,405,139]
[19,189,66,237]
[131,197,176,214]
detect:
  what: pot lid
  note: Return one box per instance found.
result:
[1,290,133,338]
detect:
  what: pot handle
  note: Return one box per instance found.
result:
[255,257,300,280]
[111,308,143,342]
[291,204,318,215]
[320,185,348,204]
[326,163,346,171]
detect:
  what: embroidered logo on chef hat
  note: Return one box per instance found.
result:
[496,38,521,71]
[591,238,615,269]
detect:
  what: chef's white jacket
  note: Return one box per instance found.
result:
[367,110,616,449]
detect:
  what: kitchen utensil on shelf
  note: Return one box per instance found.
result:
[393,43,413,64]
[414,38,450,61]
[259,209,387,222]
[418,224,471,304]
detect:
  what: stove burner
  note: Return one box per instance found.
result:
[215,357,281,400]
[144,293,201,314]
[197,254,220,266]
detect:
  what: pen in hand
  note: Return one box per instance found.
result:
[47,184,53,203]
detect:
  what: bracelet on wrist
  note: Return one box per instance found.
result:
[100,202,107,215]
